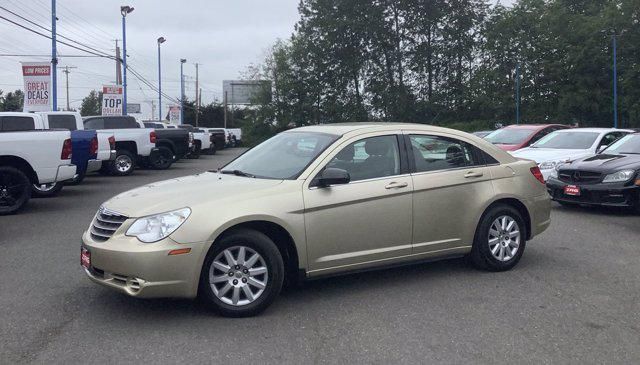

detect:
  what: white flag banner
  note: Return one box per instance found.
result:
[169,105,181,124]
[21,62,51,112]
[101,85,123,116]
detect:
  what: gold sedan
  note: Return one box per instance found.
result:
[81,123,551,317]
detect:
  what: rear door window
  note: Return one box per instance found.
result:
[409,135,481,173]
[47,115,77,130]
[1,116,36,131]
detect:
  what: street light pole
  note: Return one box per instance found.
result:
[51,0,57,111]
[180,58,186,124]
[157,37,165,121]
[612,33,618,129]
[120,5,134,115]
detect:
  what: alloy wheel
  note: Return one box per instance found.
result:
[209,246,269,306]
[488,215,521,262]
[0,174,26,207]
[115,155,133,173]
[33,183,57,192]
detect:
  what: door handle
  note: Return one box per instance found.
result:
[385,182,409,189]
[464,171,484,178]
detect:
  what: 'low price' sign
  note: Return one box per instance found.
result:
[102,85,123,116]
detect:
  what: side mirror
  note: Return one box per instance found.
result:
[597,145,608,153]
[317,168,350,187]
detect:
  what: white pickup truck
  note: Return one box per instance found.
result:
[0,113,76,214]
[83,115,159,176]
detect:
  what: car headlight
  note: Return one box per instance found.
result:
[126,208,191,243]
[602,170,636,183]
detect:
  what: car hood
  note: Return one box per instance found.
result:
[103,172,284,217]
[564,153,640,173]
[511,148,593,164]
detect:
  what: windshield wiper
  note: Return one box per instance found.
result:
[220,169,256,178]
[618,152,640,155]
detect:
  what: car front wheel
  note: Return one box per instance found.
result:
[199,229,284,317]
[0,166,31,215]
[470,204,526,271]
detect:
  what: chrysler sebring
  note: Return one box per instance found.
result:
[81,123,551,317]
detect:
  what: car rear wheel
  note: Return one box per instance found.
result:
[199,229,284,317]
[188,144,201,159]
[149,146,174,170]
[31,181,64,198]
[110,150,135,176]
[470,204,526,271]
[0,166,31,215]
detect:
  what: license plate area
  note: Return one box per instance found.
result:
[564,185,581,196]
[81,248,91,269]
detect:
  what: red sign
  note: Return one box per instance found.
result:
[22,65,51,76]
[564,185,581,196]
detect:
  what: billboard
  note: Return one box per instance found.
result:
[222,80,271,105]
[101,85,123,116]
[128,103,141,114]
[21,62,51,112]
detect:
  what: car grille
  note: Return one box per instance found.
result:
[557,169,602,185]
[90,207,128,242]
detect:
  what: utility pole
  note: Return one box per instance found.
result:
[62,66,76,111]
[612,33,618,129]
[194,63,199,127]
[114,40,122,85]
[224,91,228,128]
[120,6,134,115]
[51,0,57,111]
[180,58,186,124]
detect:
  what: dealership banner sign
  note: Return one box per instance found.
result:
[21,62,51,112]
[101,85,123,116]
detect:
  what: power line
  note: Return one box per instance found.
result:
[0,14,116,60]
[0,6,113,59]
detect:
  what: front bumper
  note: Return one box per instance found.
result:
[56,164,77,182]
[547,177,640,207]
[81,229,206,299]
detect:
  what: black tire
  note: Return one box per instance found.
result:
[188,144,201,159]
[109,150,136,176]
[0,166,31,215]
[65,171,86,185]
[31,181,64,198]
[199,229,284,317]
[149,146,174,170]
[469,204,527,272]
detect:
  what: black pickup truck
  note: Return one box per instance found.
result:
[143,122,190,168]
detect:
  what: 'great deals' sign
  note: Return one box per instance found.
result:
[21,62,51,112]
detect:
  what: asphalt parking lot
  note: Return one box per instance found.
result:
[1,148,639,364]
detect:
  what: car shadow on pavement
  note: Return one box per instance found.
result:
[86,256,483,319]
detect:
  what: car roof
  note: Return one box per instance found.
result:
[289,122,465,136]
[555,127,633,133]
[501,124,565,130]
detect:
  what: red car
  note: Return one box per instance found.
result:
[484,124,571,151]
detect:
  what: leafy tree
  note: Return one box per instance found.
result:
[79,90,102,116]
[0,90,24,112]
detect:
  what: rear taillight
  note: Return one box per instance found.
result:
[108,136,115,149]
[61,138,73,160]
[530,166,545,184]
[89,136,98,156]
[150,131,157,143]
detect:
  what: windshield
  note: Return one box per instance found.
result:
[221,132,338,179]
[531,131,599,149]
[603,134,640,154]
[484,128,534,145]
